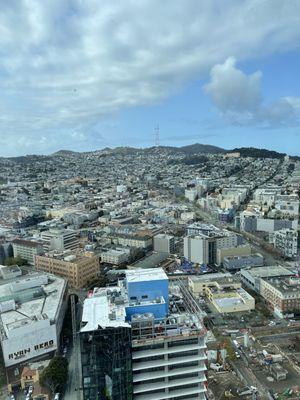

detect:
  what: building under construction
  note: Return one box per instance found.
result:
[80,268,207,400]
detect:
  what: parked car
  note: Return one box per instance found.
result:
[235,351,241,359]
[237,386,257,396]
[210,363,223,371]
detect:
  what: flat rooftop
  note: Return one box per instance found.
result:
[81,276,205,341]
[154,234,174,239]
[81,289,130,332]
[38,250,95,263]
[187,222,234,238]
[130,252,169,269]
[0,265,21,273]
[263,276,300,295]
[12,238,42,248]
[241,265,294,278]
[224,253,263,261]
[189,273,232,283]
[126,268,168,283]
[0,273,67,339]
[101,248,129,256]
[213,288,253,307]
[214,297,243,308]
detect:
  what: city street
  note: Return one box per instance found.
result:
[64,299,83,400]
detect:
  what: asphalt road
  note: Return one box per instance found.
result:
[64,344,78,400]
[64,301,83,400]
[232,360,269,400]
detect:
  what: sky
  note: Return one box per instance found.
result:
[1,0,300,156]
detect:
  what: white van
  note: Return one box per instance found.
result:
[210,363,222,371]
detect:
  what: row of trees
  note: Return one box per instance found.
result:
[40,356,68,394]
[4,255,27,266]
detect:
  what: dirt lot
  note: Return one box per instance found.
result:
[207,370,251,399]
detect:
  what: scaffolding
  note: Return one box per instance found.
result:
[131,280,206,345]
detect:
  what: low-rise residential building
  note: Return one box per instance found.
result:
[239,209,261,232]
[253,187,282,206]
[273,229,298,259]
[260,276,300,318]
[241,266,294,294]
[185,187,198,202]
[115,234,153,249]
[100,248,130,265]
[274,194,299,217]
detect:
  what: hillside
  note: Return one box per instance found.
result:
[230,147,286,159]
[1,143,295,160]
[177,143,226,154]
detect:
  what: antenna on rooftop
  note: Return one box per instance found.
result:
[154,124,160,147]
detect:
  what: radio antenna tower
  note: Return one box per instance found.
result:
[154,124,160,147]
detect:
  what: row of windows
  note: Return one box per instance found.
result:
[168,338,199,347]
[133,360,201,375]
[136,383,201,397]
[134,343,164,352]
[134,372,200,388]
[134,349,200,363]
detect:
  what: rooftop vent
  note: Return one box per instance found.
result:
[109,311,116,321]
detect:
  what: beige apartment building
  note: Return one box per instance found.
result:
[188,274,255,313]
[35,252,99,288]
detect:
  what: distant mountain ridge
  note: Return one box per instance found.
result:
[51,149,79,156]
[1,143,294,161]
[170,143,226,154]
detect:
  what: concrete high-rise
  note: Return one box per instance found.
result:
[41,229,79,251]
[153,233,175,254]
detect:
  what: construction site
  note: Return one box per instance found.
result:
[206,327,300,400]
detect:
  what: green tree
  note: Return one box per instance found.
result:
[4,255,26,266]
[39,356,68,394]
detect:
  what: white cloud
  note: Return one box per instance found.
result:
[204,58,300,126]
[204,57,262,113]
[1,0,300,154]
